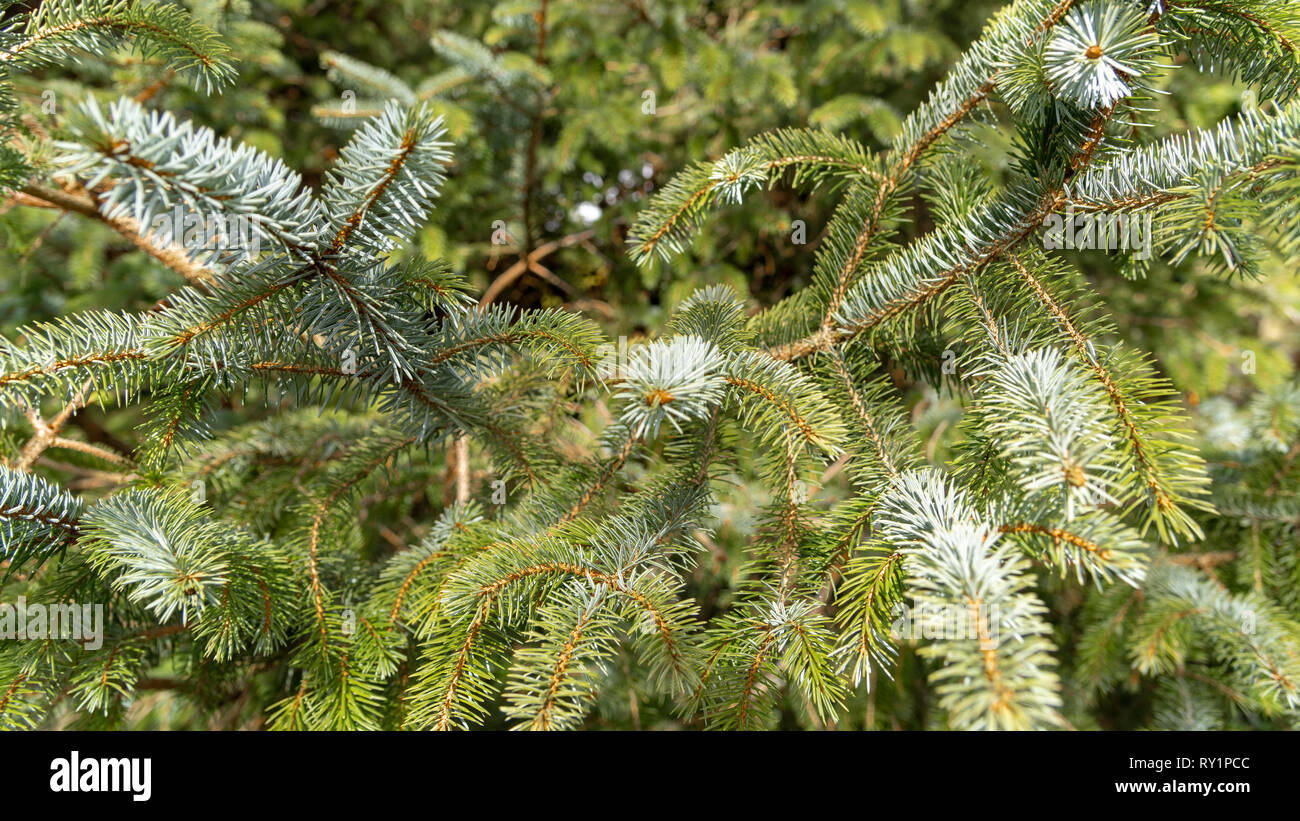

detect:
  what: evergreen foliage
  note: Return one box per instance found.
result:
[1,0,1299,731]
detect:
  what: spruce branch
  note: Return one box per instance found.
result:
[0,0,235,93]
[13,181,216,285]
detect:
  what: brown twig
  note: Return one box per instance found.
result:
[479,229,594,307]
[12,379,95,472]
[15,181,215,286]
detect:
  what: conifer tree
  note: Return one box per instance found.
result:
[1,0,1299,731]
[307,0,994,310]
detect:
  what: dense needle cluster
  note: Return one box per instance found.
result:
[1,0,1299,730]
